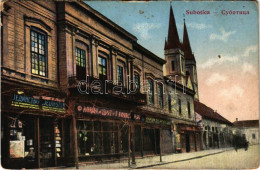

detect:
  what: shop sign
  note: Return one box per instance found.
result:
[75,105,140,120]
[11,94,65,113]
[146,117,171,126]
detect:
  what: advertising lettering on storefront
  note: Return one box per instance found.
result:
[11,94,66,113]
[75,105,141,120]
[146,117,171,126]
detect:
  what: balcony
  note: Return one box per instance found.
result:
[68,75,147,105]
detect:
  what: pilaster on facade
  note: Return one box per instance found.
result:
[90,34,100,79]
[110,45,118,82]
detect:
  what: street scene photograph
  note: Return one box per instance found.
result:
[0,0,259,169]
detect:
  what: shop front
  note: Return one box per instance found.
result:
[74,103,142,163]
[73,103,173,163]
[142,116,173,156]
[177,124,202,153]
[1,86,67,169]
[130,110,173,158]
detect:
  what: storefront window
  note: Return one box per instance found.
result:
[143,128,155,152]
[94,132,102,154]
[120,124,129,153]
[77,121,120,156]
[9,117,36,160]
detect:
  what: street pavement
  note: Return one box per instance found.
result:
[65,145,259,169]
[151,144,259,169]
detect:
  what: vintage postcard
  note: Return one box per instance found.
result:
[1,0,259,169]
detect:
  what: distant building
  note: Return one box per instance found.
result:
[233,119,259,145]
[194,101,233,149]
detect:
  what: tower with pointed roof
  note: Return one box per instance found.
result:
[164,5,186,85]
[183,19,199,101]
[164,5,199,101]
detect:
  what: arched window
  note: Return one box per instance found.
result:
[31,28,47,77]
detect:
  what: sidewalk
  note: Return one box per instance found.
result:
[70,147,234,169]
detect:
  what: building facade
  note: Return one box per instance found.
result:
[194,101,233,150]
[164,6,202,153]
[1,1,201,169]
[233,120,259,145]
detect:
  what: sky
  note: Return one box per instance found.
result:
[86,1,259,122]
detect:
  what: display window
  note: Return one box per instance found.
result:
[9,117,36,161]
[77,120,128,156]
[143,128,156,152]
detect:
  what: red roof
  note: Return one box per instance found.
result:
[233,120,259,128]
[194,101,232,125]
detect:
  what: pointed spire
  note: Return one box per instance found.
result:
[165,5,180,50]
[183,19,195,61]
[164,37,168,50]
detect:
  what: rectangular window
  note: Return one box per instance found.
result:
[171,61,175,71]
[117,66,123,84]
[178,99,182,115]
[158,84,163,108]
[98,56,107,79]
[148,79,154,105]
[76,48,86,67]
[188,101,191,118]
[134,73,140,91]
[76,48,86,80]
[31,30,47,77]
[168,95,171,112]
[194,67,197,83]
[181,59,184,72]
[252,133,255,139]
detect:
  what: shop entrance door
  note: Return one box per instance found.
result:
[185,134,190,152]
[39,117,55,168]
[155,129,160,154]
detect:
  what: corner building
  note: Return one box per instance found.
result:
[1,1,202,168]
